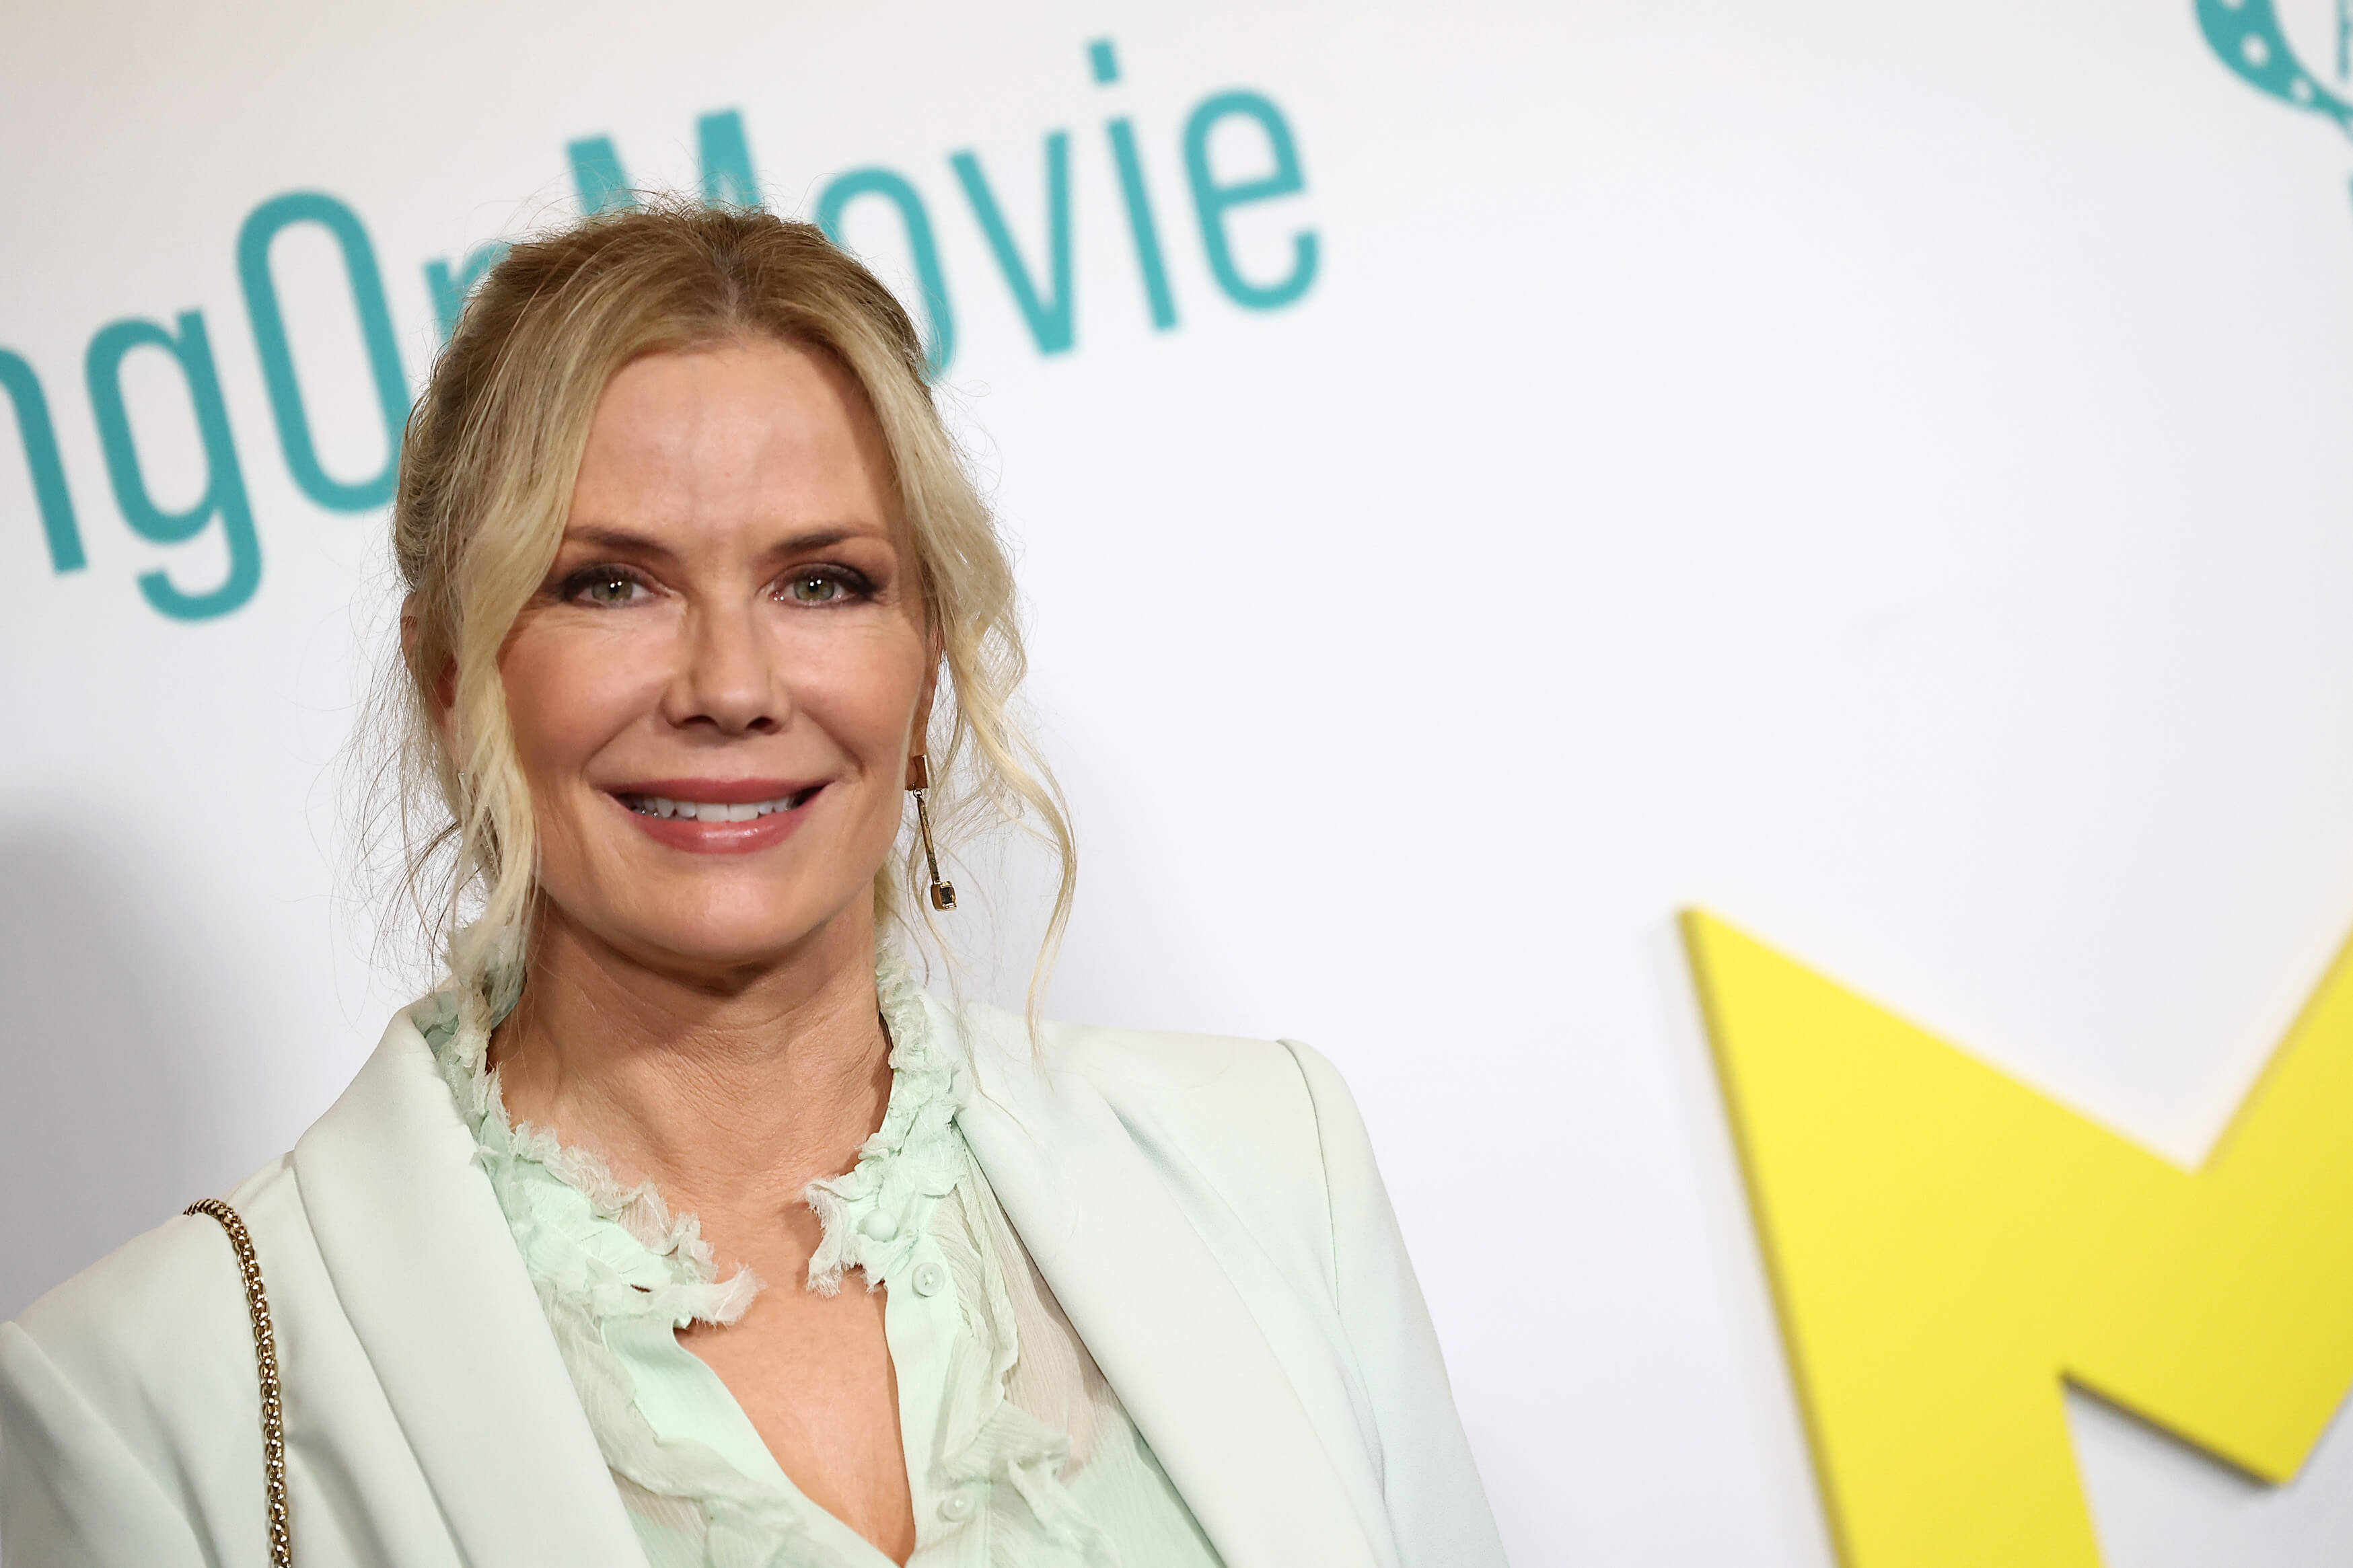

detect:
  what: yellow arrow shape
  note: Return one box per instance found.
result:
[1683,910,2353,1566]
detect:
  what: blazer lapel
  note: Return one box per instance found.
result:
[291,1010,647,1568]
[941,997,1383,1568]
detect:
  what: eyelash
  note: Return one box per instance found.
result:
[552,563,879,607]
[555,565,655,607]
[776,564,877,605]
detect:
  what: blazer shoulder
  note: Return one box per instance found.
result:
[8,1155,301,1433]
[1054,1013,1315,1100]
[993,1003,1330,1155]
[953,997,1348,1276]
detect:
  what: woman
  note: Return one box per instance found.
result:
[0,205,1506,1568]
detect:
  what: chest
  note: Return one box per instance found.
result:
[680,1255,915,1560]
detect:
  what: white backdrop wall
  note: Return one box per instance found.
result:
[4,2,2353,1563]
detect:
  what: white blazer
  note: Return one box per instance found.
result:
[0,990,1508,1568]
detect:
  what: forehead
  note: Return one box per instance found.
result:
[568,338,900,535]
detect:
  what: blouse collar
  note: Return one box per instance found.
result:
[415,950,965,1320]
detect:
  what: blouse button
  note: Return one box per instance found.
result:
[859,1210,898,1242]
[938,1490,977,1523]
[912,1261,947,1297]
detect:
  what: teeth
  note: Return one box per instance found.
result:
[625,792,807,821]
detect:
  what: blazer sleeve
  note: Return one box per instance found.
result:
[0,1322,209,1567]
[1281,1039,1512,1568]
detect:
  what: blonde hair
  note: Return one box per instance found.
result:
[379,200,1073,1001]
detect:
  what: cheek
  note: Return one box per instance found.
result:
[500,624,659,782]
[798,632,932,769]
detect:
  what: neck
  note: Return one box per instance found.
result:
[487,907,895,1224]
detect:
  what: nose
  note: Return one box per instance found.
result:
[663,599,787,735]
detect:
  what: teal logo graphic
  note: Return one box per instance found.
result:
[2,39,1317,624]
[2199,0,2353,143]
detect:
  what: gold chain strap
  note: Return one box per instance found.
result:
[186,1198,293,1567]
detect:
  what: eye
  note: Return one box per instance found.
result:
[558,566,653,607]
[781,566,871,605]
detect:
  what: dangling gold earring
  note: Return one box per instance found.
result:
[907,755,957,911]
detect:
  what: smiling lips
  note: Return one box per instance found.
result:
[610,779,824,854]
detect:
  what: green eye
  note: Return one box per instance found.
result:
[787,572,844,603]
[554,565,654,607]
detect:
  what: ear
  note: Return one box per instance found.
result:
[402,593,460,733]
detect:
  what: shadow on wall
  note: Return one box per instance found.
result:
[0,829,246,1321]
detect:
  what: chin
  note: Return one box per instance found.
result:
[604,895,857,973]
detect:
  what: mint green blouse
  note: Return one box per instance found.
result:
[419,964,1225,1568]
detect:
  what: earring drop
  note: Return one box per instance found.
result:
[908,755,957,911]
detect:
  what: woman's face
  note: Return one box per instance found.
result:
[497,338,933,977]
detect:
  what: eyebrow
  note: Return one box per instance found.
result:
[560,522,878,562]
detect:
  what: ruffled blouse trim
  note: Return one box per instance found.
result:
[801,956,966,1296]
[419,982,813,1563]
[419,979,756,1328]
[419,954,1132,1567]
